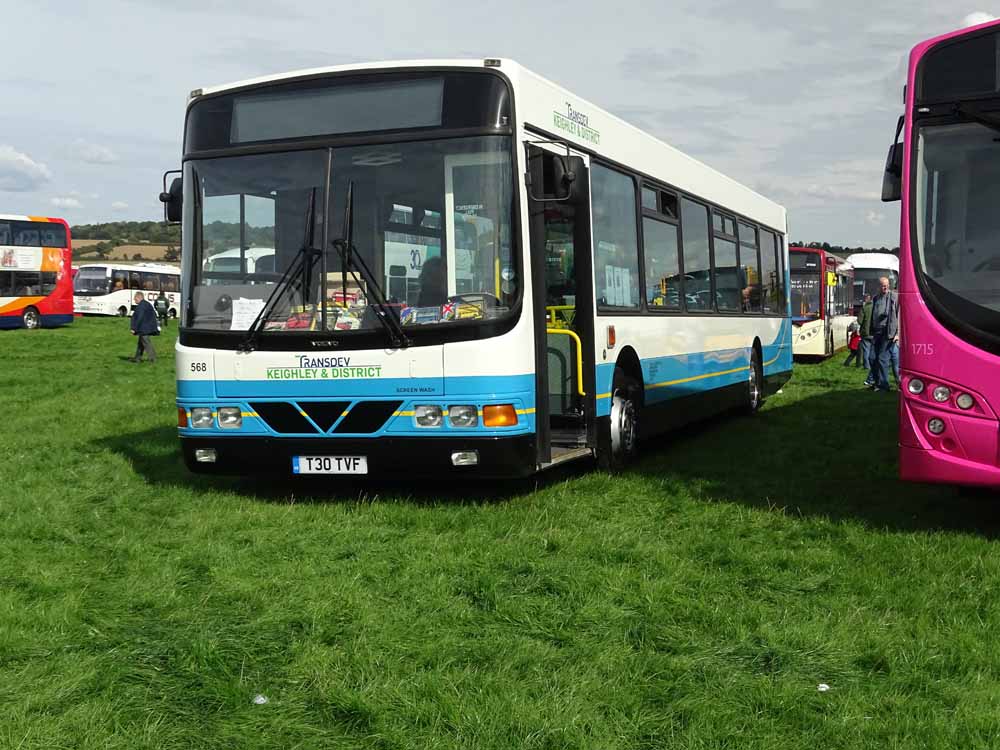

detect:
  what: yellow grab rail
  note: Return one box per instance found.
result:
[546,305,576,326]
[546,328,586,397]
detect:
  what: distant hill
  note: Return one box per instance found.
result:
[71,222,179,262]
[72,221,180,244]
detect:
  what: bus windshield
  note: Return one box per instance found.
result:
[852,268,897,305]
[74,267,111,295]
[185,136,516,334]
[915,121,1000,335]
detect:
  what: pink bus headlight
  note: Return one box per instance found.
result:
[927,418,946,435]
[956,393,975,410]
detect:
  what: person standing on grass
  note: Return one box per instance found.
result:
[154,292,169,327]
[858,293,875,386]
[129,292,159,363]
[869,277,900,392]
[843,323,862,367]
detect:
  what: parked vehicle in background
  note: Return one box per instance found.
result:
[882,17,1000,487]
[164,59,792,478]
[74,262,180,317]
[845,252,899,312]
[0,215,73,330]
[789,246,854,357]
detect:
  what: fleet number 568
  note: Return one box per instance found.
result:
[190,362,208,372]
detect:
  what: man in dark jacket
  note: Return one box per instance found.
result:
[129,292,159,363]
[870,278,900,392]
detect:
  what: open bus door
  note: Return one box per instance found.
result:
[525,142,597,468]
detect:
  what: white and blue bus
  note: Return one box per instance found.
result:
[164,59,792,477]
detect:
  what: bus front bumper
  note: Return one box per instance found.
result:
[180,434,538,479]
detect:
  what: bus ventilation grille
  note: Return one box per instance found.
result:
[249,401,403,434]
[333,401,403,434]
[249,402,318,434]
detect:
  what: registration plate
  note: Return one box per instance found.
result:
[292,455,368,475]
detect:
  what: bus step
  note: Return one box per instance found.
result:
[550,427,586,445]
[541,446,593,471]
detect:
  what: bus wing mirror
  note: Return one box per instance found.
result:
[882,117,904,203]
[159,172,183,223]
[552,155,587,204]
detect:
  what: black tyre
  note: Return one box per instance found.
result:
[746,346,763,414]
[22,307,40,329]
[598,367,640,472]
[117,306,128,317]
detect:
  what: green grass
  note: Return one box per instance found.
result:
[2,317,999,749]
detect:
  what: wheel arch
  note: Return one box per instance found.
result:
[614,346,644,408]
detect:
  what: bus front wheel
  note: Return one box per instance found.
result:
[117,306,128,317]
[22,307,40,329]
[598,367,640,472]
[746,347,763,414]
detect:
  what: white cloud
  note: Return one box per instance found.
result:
[0,145,51,192]
[866,210,886,226]
[51,196,82,209]
[962,12,997,27]
[111,201,129,211]
[71,139,118,164]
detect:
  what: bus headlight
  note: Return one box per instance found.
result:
[932,386,951,403]
[907,378,925,395]
[414,405,443,427]
[190,407,214,428]
[217,406,242,429]
[927,418,946,435]
[956,393,975,410]
[448,405,479,428]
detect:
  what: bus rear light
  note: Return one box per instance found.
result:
[932,386,951,403]
[907,378,925,395]
[607,326,616,348]
[177,407,188,428]
[414,405,443,427]
[194,449,217,463]
[483,404,518,427]
[927,418,946,435]
[190,408,214,428]
[956,393,975,410]
[218,407,242,429]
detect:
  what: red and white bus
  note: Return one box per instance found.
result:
[789,246,854,357]
[882,18,1000,487]
[0,215,74,330]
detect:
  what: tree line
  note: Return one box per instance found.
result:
[793,242,899,256]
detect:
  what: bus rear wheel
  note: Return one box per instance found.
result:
[22,307,40,330]
[117,306,128,317]
[598,367,640,472]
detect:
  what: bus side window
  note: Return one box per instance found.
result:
[41,272,57,294]
[0,223,10,245]
[161,274,179,292]
[0,271,11,295]
[113,270,127,290]
[129,271,142,290]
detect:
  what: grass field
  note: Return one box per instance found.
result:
[2,318,999,749]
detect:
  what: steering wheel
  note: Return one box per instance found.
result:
[214,294,233,312]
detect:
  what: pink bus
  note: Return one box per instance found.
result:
[882,18,1000,488]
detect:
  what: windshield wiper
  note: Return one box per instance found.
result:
[955,103,1000,134]
[329,181,409,349]
[239,187,321,353]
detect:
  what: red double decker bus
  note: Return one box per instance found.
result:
[0,215,74,329]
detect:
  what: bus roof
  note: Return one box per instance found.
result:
[191,59,786,234]
[844,253,899,272]
[77,262,180,273]
[0,213,68,225]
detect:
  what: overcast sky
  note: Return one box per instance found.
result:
[1,1,997,246]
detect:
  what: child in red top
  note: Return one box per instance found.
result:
[843,329,862,367]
